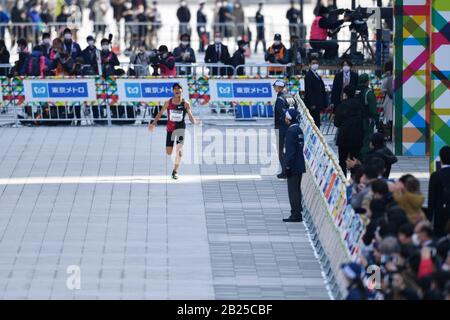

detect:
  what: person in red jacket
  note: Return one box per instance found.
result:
[309,6,349,59]
[157,45,177,77]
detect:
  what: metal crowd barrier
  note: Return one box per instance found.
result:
[175,63,236,77]
[0,75,383,130]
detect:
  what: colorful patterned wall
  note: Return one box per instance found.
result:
[395,0,450,170]
[430,0,450,171]
[394,0,431,157]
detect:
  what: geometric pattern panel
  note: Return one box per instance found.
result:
[431,0,450,171]
[394,0,431,156]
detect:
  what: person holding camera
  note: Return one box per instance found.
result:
[100,38,120,77]
[173,34,196,76]
[156,45,176,77]
[309,5,349,60]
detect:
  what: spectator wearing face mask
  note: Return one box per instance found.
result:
[62,28,81,60]
[205,32,230,76]
[331,59,359,109]
[265,33,288,75]
[229,40,248,76]
[81,35,102,75]
[99,38,120,77]
[304,56,327,128]
[38,32,52,58]
[48,38,74,76]
[128,42,152,77]
[173,34,196,76]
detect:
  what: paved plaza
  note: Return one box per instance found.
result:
[0,125,431,299]
[0,125,329,299]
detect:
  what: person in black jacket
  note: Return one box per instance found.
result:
[304,56,327,128]
[334,85,364,175]
[196,1,207,52]
[0,40,10,77]
[177,0,191,37]
[99,38,120,77]
[331,59,359,109]
[273,79,295,179]
[283,107,306,222]
[365,132,398,178]
[204,32,230,76]
[229,40,247,76]
[254,2,266,53]
[286,0,301,38]
[81,35,101,75]
[428,146,450,237]
[38,32,52,59]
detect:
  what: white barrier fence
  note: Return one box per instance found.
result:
[294,93,366,299]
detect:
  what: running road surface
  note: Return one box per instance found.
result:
[0,126,329,299]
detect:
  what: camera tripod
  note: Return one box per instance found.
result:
[342,30,376,61]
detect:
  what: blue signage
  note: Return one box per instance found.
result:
[216,82,273,99]
[124,82,176,99]
[31,82,89,99]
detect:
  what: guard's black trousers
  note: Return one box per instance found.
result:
[287,173,303,218]
[277,131,286,174]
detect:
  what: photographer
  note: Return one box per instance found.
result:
[173,34,196,76]
[156,45,176,77]
[100,38,120,77]
[309,6,349,60]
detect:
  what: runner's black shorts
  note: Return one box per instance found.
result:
[166,129,185,147]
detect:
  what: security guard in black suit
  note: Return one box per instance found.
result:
[273,79,296,179]
[283,108,306,222]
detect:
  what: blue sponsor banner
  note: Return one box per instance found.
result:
[117,79,189,102]
[209,80,276,102]
[24,79,96,102]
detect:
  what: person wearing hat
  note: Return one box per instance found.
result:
[309,5,349,60]
[149,83,200,180]
[355,73,379,160]
[265,33,287,75]
[62,28,81,60]
[340,262,369,300]
[81,35,102,76]
[196,1,207,53]
[273,79,296,179]
[283,107,306,222]
[173,33,196,75]
[229,40,248,76]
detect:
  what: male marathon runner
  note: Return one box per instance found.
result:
[148,83,200,179]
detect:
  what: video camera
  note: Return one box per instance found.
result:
[333,6,374,37]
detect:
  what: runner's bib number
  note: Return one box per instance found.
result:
[170,110,183,122]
